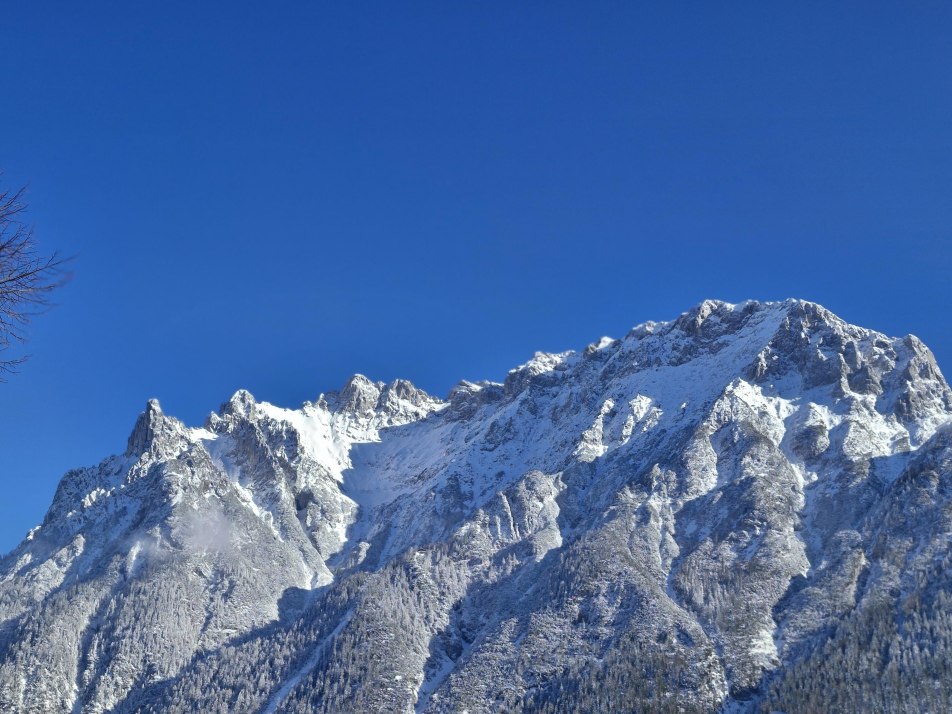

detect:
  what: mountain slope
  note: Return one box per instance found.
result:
[1,299,950,713]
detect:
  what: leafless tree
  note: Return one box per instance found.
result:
[0,183,70,376]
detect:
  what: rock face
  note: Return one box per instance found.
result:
[1,299,951,713]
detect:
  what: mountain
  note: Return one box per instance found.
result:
[1,299,951,713]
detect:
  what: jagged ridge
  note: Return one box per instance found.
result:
[1,299,951,713]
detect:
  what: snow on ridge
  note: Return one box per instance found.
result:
[4,299,952,713]
[508,349,576,379]
[256,401,359,477]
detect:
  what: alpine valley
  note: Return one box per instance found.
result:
[2,299,951,714]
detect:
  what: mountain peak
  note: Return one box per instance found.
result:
[318,374,443,424]
[222,388,257,417]
[124,398,165,457]
[336,374,382,415]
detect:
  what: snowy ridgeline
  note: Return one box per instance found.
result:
[2,298,952,713]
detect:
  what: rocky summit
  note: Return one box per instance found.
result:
[2,299,951,713]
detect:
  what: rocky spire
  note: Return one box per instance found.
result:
[125,399,165,457]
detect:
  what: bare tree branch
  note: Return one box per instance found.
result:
[0,182,72,377]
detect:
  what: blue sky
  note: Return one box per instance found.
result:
[0,2,950,553]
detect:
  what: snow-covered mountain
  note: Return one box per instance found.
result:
[2,299,951,713]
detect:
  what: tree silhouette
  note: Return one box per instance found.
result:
[0,183,69,376]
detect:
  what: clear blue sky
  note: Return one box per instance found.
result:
[1,2,950,553]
